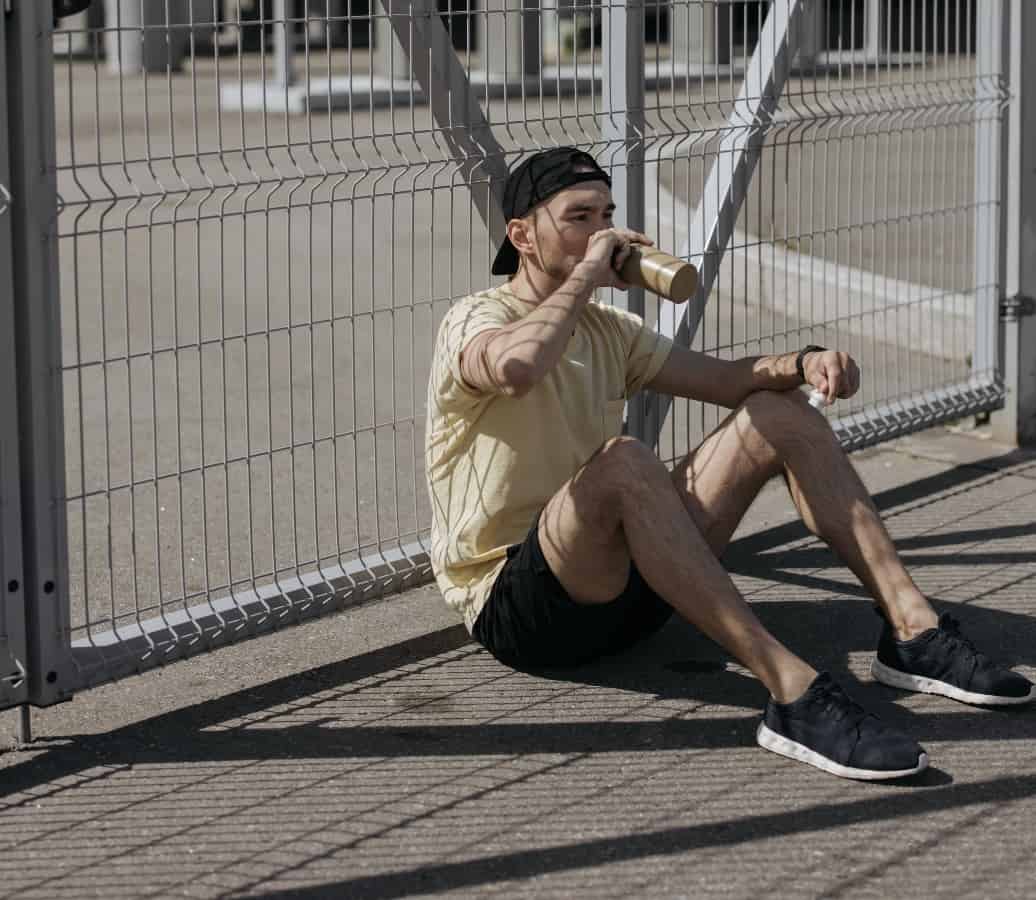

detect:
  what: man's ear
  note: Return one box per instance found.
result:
[507,216,536,255]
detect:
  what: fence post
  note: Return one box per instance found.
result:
[102,0,202,74]
[0,0,30,714]
[992,0,1036,446]
[373,0,411,80]
[601,0,646,271]
[6,0,75,706]
[863,0,882,61]
[670,2,717,68]
[601,0,648,435]
[477,0,542,82]
[973,1,1004,405]
[272,0,297,86]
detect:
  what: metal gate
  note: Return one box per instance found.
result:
[0,0,1014,707]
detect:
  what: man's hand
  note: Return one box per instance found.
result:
[578,228,654,290]
[802,349,861,404]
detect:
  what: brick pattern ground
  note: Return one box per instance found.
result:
[1,428,1034,899]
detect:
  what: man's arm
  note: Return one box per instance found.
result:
[459,228,647,398]
[646,345,859,408]
[459,263,598,397]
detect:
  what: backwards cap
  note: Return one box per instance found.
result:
[491,147,612,276]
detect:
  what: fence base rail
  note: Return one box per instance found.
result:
[68,541,432,692]
[833,378,1006,452]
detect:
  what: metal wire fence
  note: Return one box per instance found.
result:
[0,4,28,709]
[1,0,1008,699]
[647,0,999,459]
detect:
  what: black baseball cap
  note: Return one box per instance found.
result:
[491,147,612,276]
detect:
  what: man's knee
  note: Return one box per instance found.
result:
[741,388,808,420]
[589,435,668,486]
[742,389,830,437]
[736,389,838,465]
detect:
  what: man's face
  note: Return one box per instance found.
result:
[524,180,615,281]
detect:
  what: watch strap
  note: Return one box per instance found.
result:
[796,345,826,382]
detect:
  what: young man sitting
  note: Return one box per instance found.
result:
[424,147,1034,780]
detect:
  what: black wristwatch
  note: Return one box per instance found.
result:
[795,345,826,382]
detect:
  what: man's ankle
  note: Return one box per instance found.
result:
[884,600,939,642]
[770,663,819,705]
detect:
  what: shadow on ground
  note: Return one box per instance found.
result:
[1,446,1034,898]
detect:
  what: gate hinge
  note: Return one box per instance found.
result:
[1001,295,1036,320]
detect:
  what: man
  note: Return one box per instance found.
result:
[424,147,1034,780]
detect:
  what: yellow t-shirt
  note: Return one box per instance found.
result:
[425,284,675,631]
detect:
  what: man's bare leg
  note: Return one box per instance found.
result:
[537,436,818,704]
[670,389,937,640]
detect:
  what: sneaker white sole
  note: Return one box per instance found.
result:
[871,658,1036,706]
[756,722,928,781]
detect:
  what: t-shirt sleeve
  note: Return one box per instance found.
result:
[609,306,675,395]
[431,295,514,409]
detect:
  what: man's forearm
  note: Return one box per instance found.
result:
[493,262,598,391]
[719,351,806,408]
[696,352,799,408]
[649,345,850,409]
[644,347,811,409]
[749,351,808,393]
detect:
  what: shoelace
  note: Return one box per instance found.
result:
[815,681,868,727]
[935,615,989,681]
[811,681,875,756]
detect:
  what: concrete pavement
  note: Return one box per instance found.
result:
[2,424,1035,898]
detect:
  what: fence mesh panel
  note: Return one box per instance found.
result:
[45,0,999,686]
[649,0,993,459]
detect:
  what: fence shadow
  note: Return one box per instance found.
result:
[4,448,1034,789]
[1,446,1034,899]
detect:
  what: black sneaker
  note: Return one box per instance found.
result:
[756,672,928,780]
[872,612,1036,706]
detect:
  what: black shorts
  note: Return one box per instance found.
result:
[472,513,673,669]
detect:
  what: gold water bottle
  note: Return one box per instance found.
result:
[617,246,698,303]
